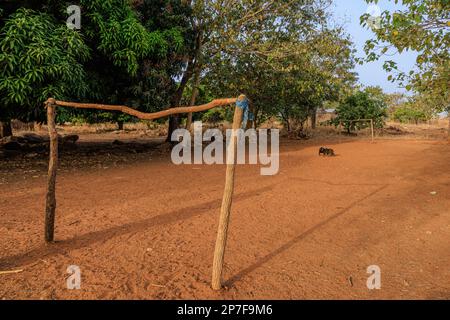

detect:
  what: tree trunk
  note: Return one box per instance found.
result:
[185,66,201,130]
[310,108,317,129]
[166,60,196,142]
[0,120,13,138]
[252,107,258,129]
[117,121,124,131]
[185,30,204,131]
[167,115,180,142]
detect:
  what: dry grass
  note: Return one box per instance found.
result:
[10,117,450,143]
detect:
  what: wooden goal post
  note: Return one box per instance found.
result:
[339,119,375,143]
[44,95,247,290]
[211,95,247,290]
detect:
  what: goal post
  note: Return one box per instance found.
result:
[44,95,248,291]
[339,119,375,143]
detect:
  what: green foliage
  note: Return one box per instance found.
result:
[204,14,357,131]
[364,86,387,102]
[0,0,361,133]
[393,105,428,124]
[333,91,388,133]
[55,105,137,125]
[0,1,192,124]
[361,0,449,112]
[0,8,89,121]
[201,108,226,124]
[80,0,177,77]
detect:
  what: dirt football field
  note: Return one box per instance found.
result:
[1,138,449,299]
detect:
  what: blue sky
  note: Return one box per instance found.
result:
[332,0,418,94]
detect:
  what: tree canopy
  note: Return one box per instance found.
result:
[0,0,361,137]
[361,0,449,113]
[332,89,388,133]
[0,0,191,126]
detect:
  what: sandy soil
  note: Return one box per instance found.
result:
[0,135,449,300]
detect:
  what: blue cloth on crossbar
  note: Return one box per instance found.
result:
[236,97,254,129]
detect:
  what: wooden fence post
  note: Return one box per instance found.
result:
[370,119,375,143]
[45,98,58,243]
[211,94,247,290]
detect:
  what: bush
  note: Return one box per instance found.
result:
[333,91,387,133]
[393,106,428,124]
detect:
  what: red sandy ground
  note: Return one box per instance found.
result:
[0,137,449,299]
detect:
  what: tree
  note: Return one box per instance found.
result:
[364,86,387,102]
[385,92,407,115]
[0,1,191,135]
[165,0,339,138]
[393,104,428,124]
[73,0,188,128]
[361,0,449,114]
[203,18,357,133]
[361,0,449,139]
[333,91,388,134]
[0,8,90,137]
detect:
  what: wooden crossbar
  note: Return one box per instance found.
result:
[46,97,237,120]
